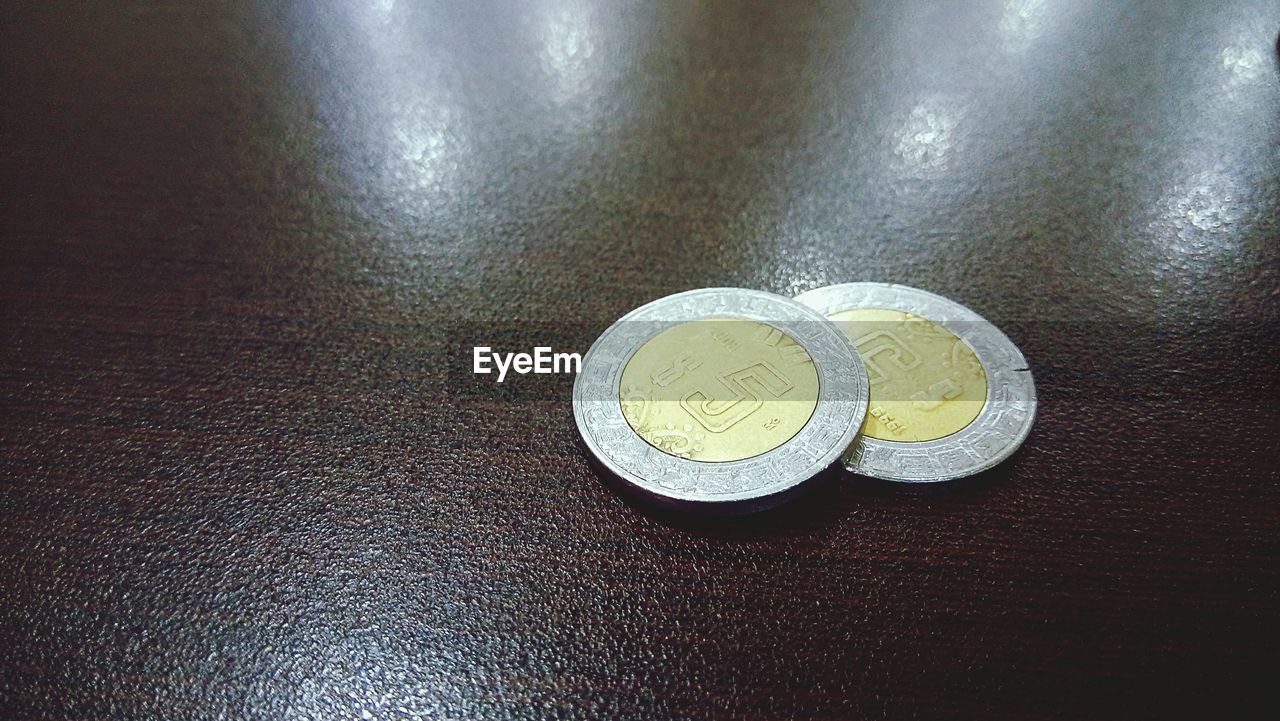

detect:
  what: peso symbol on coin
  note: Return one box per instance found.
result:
[795,282,1036,484]
[573,288,869,513]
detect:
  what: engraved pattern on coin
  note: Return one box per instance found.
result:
[795,283,1036,484]
[830,308,988,442]
[573,289,869,511]
[618,318,818,462]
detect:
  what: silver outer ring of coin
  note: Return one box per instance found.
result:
[794,282,1036,484]
[573,288,869,514]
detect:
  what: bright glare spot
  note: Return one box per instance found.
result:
[999,0,1047,48]
[540,2,597,100]
[896,102,958,170]
[392,114,459,190]
[1221,46,1265,83]
[1152,173,1247,266]
[1166,178,1242,233]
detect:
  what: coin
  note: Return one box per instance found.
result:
[574,288,869,513]
[794,282,1036,484]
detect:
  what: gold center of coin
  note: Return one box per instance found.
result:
[829,308,988,442]
[618,319,819,462]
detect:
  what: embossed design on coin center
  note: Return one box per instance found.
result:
[830,308,988,442]
[619,319,819,462]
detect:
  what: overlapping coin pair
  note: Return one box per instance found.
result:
[573,283,1036,513]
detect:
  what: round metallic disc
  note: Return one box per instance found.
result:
[573,288,869,513]
[794,282,1036,484]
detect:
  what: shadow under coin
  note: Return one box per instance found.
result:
[578,440,850,537]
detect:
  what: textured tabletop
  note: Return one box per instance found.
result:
[2,2,1278,719]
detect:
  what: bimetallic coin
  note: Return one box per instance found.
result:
[794,283,1036,484]
[574,288,869,513]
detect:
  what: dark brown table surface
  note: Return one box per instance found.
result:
[3,2,1279,719]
